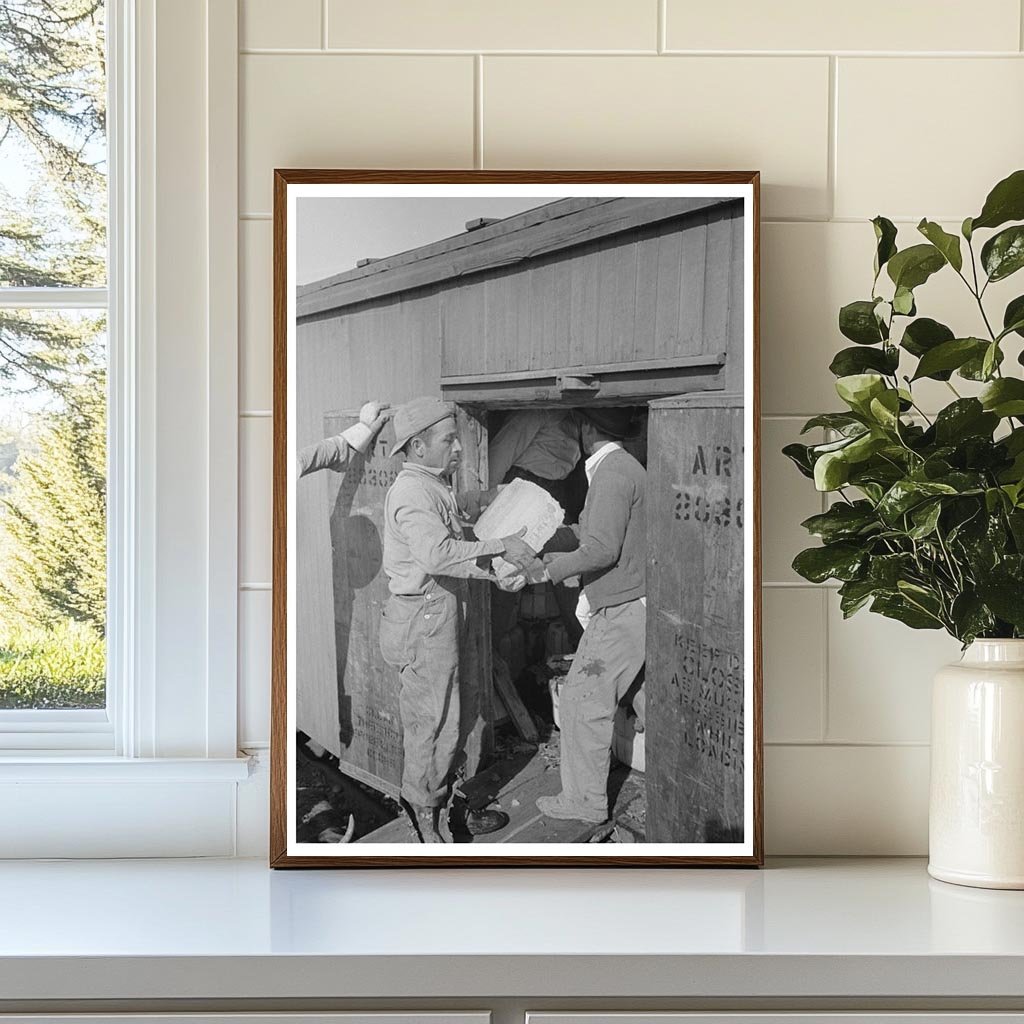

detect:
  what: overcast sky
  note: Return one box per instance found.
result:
[295,197,558,286]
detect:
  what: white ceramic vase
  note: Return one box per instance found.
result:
[929,639,1024,889]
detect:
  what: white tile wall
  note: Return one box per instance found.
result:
[483,56,831,220]
[241,0,321,50]
[835,58,1024,221]
[665,0,1021,53]
[236,3,1024,853]
[327,0,658,52]
[240,54,475,213]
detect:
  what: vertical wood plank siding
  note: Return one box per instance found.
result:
[646,393,746,842]
[435,204,741,378]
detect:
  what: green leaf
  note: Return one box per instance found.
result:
[960,344,1004,381]
[838,579,881,618]
[800,501,879,543]
[979,377,1024,418]
[800,412,866,435]
[982,341,1001,381]
[839,299,887,345]
[908,500,943,539]
[887,243,946,291]
[900,317,954,359]
[1003,295,1024,340]
[950,593,996,644]
[868,553,915,587]
[877,479,958,524]
[933,399,999,444]
[836,373,887,413]
[975,578,1024,629]
[872,216,898,277]
[814,450,850,491]
[782,442,815,479]
[829,345,899,378]
[911,338,988,381]
[792,543,866,584]
[962,216,974,241]
[892,286,916,316]
[871,594,943,630]
[981,225,1024,282]
[970,169,1024,232]
[917,219,963,272]
[868,389,902,430]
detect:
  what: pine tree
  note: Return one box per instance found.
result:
[0,1,106,642]
[0,373,105,632]
[0,0,106,395]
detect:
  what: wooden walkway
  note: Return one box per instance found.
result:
[358,736,645,845]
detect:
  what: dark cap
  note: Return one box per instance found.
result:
[579,407,637,440]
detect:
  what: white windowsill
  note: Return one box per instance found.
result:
[0,754,252,781]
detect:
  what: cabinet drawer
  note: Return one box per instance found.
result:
[528,1016,1024,1024]
[0,1016,490,1024]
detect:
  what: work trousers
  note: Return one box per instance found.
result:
[558,598,647,817]
[379,581,468,808]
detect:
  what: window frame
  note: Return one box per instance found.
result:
[0,4,117,749]
[0,0,246,844]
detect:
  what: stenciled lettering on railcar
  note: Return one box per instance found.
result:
[353,708,402,775]
[668,625,744,771]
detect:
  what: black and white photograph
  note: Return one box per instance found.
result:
[272,173,761,865]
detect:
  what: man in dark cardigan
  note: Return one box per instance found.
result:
[534,408,646,824]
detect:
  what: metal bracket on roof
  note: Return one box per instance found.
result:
[556,374,600,394]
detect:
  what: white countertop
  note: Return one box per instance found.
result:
[2,857,1023,1001]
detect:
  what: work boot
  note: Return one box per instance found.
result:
[408,803,447,843]
[449,799,509,837]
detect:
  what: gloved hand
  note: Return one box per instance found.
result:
[359,400,392,432]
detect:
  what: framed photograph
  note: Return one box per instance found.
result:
[270,171,762,866]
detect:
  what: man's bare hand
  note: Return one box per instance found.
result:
[359,400,392,432]
[499,525,537,571]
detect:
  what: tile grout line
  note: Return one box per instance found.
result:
[827,55,838,221]
[766,740,931,748]
[321,0,328,50]
[657,0,666,54]
[474,55,484,169]
[237,47,1024,57]
[1021,0,1024,52]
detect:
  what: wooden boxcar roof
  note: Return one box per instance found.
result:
[295,195,737,320]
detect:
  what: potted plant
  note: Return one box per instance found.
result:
[785,169,1024,889]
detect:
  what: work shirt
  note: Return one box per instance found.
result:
[488,410,580,485]
[296,422,373,477]
[545,446,646,613]
[383,462,504,597]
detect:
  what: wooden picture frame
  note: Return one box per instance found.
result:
[271,171,762,867]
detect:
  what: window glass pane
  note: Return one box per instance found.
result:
[0,309,105,709]
[0,1,107,288]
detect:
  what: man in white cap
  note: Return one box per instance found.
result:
[379,396,538,843]
[297,400,391,476]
